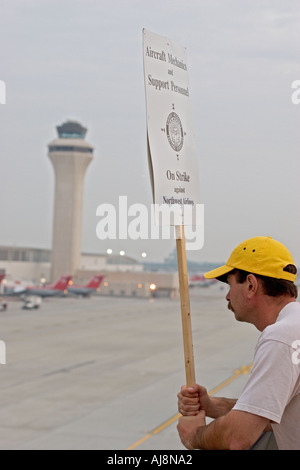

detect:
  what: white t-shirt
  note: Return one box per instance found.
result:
[233,301,300,450]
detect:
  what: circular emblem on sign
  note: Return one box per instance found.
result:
[166,112,184,152]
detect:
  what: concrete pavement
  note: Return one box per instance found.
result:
[0,285,259,449]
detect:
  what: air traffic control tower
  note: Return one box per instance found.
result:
[48,120,94,282]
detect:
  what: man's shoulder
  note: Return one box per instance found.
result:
[259,302,300,347]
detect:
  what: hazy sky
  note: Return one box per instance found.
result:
[0,0,299,264]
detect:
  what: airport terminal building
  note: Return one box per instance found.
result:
[0,245,180,298]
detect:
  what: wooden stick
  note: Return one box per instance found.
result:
[175,225,196,386]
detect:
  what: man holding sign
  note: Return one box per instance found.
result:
[177,236,300,450]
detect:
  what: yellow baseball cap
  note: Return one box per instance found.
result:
[204,236,297,282]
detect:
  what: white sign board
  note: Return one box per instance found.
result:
[143,29,200,226]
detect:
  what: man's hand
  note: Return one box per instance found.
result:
[178,385,238,419]
[177,384,211,416]
[177,410,206,449]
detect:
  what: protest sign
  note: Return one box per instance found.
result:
[143,29,199,385]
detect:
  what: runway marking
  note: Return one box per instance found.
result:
[126,363,253,450]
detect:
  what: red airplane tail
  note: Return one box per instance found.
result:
[0,274,5,285]
[52,275,72,290]
[86,275,104,289]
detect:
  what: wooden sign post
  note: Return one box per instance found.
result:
[175,225,196,386]
[143,29,200,386]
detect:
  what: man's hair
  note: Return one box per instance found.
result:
[231,268,298,299]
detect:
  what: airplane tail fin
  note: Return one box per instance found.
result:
[0,274,5,285]
[52,275,72,290]
[86,275,104,289]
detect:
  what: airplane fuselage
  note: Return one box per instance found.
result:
[25,288,66,298]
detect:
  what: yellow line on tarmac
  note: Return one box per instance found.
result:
[126,363,253,450]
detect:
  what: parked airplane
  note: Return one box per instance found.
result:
[67,275,104,297]
[189,273,217,288]
[24,275,72,297]
[4,275,72,297]
[3,282,27,296]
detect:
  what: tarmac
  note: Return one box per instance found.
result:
[0,284,260,450]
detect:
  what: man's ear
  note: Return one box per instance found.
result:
[245,274,259,297]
